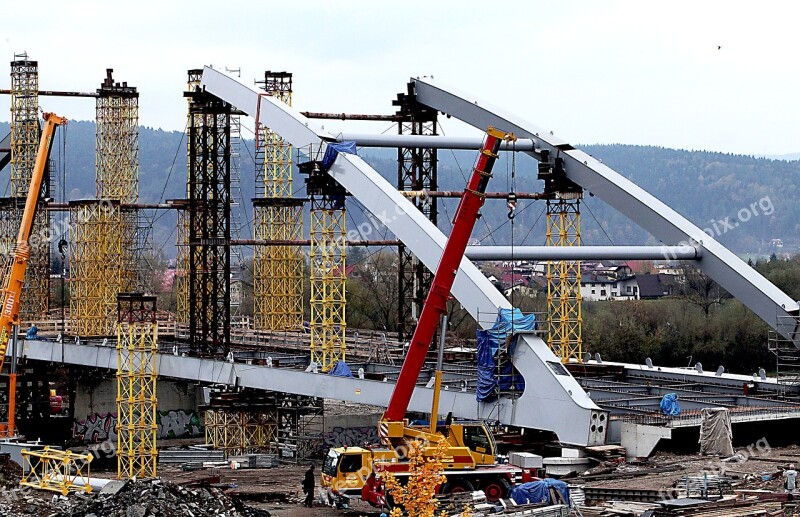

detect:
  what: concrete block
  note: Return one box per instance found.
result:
[620,422,672,460]
[509,451,543,468]
[561,448,586,458]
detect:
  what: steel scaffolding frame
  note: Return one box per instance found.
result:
[116,293,158,479]
[276,393,323,462]
[253,198,304,330]
[546,197,583,362]
[20,447,93,495]
[69,201,127,336]
[394,84,438,342]
[186,70,231,356]
[174,203,189,324]
[253,71,303,332]
[96,69,140,292]
[309,196,346,372]
[96,69,138,203]
[10,56,49,321]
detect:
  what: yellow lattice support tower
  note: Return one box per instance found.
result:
[11,55,49,321]
[253,199,304,330]
[546,197,583,362]
[174,203,190,324]
[96,69,139,291]
[69,201,125,336]
[116,293,158,479]
[204,410,277,458]
[309,198,346,371]
[253,71,304,331]
[20,447,93,495]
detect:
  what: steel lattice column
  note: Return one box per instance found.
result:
[393,84,438,341]
[253,72,304,332]
[546,197,583,362]
[308,192,346,372]
[69,201,127,337]
[11,56,49,321]
[96,69,140,292]
[186,70,231,356]
[253,199,304,330]
[116,293,158,479]
[174,202,190,325]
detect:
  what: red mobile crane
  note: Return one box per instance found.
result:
[322,127,535,506]
[0,112,67,437]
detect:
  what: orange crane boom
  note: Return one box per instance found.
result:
[0,112,67,437]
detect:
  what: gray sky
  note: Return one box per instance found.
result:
[3,0,800,155]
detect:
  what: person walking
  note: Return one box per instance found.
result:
[302,464,316,507]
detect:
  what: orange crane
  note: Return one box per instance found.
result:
[0,112,67,437]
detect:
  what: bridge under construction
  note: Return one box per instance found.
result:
[0,56,798,483]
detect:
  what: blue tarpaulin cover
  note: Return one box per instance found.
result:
[321,141,358,170]
[329,361,353,378]
[509,479,570,506]
[26,325,38,340]
[660,393,681,416]
[476,308,534,402]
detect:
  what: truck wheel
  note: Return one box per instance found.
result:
[481,478,510,502]
[441,480,475,494]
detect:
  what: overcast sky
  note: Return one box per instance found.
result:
[3,0,800,156]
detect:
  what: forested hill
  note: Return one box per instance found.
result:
[0,121,797,258]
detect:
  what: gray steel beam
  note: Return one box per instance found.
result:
[14,337,605,446]
[199,67,606,446]
[411,77,800,343]
[334,132,537,151]
[465,245,700,261]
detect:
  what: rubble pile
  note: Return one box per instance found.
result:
[0,453,21,488]
[0,478,272,517]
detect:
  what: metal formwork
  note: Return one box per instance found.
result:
[116,293,158,479]
[69,200,126,337]
[186,69,231,356]
[546,197,583,363]
[394,84,438,341]
[309,197,346,371]
[253,198,304,331]
[10,56,49,321]
[253,71,303,332]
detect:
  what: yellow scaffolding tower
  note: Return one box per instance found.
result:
[175,204,190,325]
[309,199,346,371]
[96,69,139,291]
[253,71,304,331]
[69,201,126,336]
[204,409,277,458]
[253,199,304,330]
[116,293,158,479]
[546,197,583,362]
[10,55,49,321]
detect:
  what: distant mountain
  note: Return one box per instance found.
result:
[0,121,796,259]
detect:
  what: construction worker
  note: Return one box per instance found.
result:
[302,464,316,507]
[785,464,798,494]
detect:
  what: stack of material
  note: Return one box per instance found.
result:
[158,448,225,466]
[436,491,569,517]
[652,497,772,516]
[228,453,279,469]
[585,445,627,461]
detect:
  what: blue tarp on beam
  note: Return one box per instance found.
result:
[476,308,533,402]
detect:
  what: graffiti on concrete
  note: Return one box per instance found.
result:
[157,410,202,439]
[322,426,380,450]
[73,412,117,444]
[73,410,203,444]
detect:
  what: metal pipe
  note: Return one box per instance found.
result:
[464,245,701,261]
[0,89,98,98]
[301,111,403,122]
[430,314,448,434]
[336,132,536,151]
[231,239,401,247]
[401,190,546,199]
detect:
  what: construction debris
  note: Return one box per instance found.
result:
[0,477,272,516]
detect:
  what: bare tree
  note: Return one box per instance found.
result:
[679,265,726,316]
